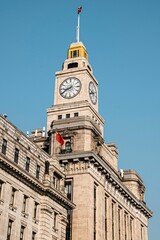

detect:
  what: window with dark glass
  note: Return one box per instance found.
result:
[45,161,50,174]
[10,187,16,206]
[66,114,70,119]
[71,50,79,58]
[65,180,72,200]
[53,212,58,229]
[25,157,30,172]
[14,148,19,163]
[0,181,4,199]
[20,225,25,240]
[7,219,13,240]
[32,231,36,240]
[36,165,40,179]
[58,115,62,120]
[22,195,27,213]
[34,202,38,219]
[2,138,7,155]
[74,112,79,117]
[66,209,72,240]
[65,141,72,153]
[68,62,78,69]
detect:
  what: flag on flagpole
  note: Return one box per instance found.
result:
[56,132,64,145]
[78,6,82,14]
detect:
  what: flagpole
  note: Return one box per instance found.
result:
[76,13,80,42]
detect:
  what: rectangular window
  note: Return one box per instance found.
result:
[74,112,79,117]
[53,212,58,229]
[7,219,13,240]
[65,180,72,200]
[66,209,72,240]
[36,165,40,179]
[22,195,27,213]
[34,202,38,219]
[58,115,62,120]
[20,226,25,240]
[25,157,30,172]
[14,148,19,163]
[53,175,56,186]
[53,172,60,190]
[0,181,4,199]
[66,114,70,119]
[10,187,16,206]
[32,232,36,240]
[2,138,7,155]
[73,50,78,58]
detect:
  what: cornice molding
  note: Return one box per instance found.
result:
[0,155,75,210]
[58,152,152,218]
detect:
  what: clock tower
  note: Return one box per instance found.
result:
[46,39,151,240]
[47,41,108,157]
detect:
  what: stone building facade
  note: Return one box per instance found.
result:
[0,41,152,240]
[0,115,74,240]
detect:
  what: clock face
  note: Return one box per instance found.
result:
[59,77,81,99]
[89,81,97,104]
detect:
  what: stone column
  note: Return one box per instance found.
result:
[37,197,53,240]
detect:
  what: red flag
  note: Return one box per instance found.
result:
[78,6,82,14]
[56,132,64,145]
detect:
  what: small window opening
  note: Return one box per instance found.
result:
[65,141,72,153]
[2,139,7,155]
[66,114,70,119]
[74,112,79,117]
[58,115,62,120]
[68,62,78,69]
[71,50,79,58]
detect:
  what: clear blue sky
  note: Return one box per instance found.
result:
[0,1,159,239]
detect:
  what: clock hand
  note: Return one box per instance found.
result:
[61,85,72,94]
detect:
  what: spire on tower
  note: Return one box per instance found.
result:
[76,6,82,42]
